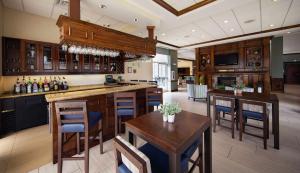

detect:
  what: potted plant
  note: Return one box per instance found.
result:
[159,103,182,123]
[232,82,245,95]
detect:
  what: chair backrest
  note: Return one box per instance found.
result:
[139,80,147,82]
[213,96,235,108]
[187,84,195,98]
[146,87,163,104]
[114,92,137,117]
[239,99,267,114]
[114,136,152,173]
[147,81,158,85]
[130,80,138,82]
[55,100,88,129]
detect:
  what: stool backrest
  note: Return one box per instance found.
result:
[114,92,137,117]
[114,136,151,173]
[148,81,158,85]
[213,96,235,108]
[139,80,147,82]
[130,80,138,82]
[239,99,266,114]
[146,87,163,104]
[55,100,88,129]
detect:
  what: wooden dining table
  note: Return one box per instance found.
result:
[207,89,280,149]
[125,110,212,173]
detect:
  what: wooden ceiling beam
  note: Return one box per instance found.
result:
[69,0,80,19]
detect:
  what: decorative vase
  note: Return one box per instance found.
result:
[163,115,168,122]
[167,114,175,123]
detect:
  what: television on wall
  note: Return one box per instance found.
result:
[214,53,239,66]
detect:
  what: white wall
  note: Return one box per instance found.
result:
[122,60,153,81]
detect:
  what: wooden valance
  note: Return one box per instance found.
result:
[56,15,157,56]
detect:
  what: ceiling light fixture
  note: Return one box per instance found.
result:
[230,28,234,32]
[134,18,138,22]
[270,24,274,27]
[287,31,291,34]
[272,0,279,2]
[161,33,166,36]
[224,20,229,24]
[99,4,107,9]
[192,29,196,32]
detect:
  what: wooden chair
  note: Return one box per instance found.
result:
[147,80,158,85]
[213,96,237,138]
[145,87,163,113]
[55,100,103,173]
[113,136,203,173]
[114,92,136,136]
[239,99,269,149]
[130,80,138,82]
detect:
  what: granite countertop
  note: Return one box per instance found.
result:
[0,84,131,99]
[45,83,156,102]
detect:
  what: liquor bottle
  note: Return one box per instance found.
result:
[20,76,27,94]
[14,77,21,94]
[27,77,32,93]
[58,77,64,90]
[63,77,69,90]
[44,77,50,92]
[49,76,54,91]
[38,77,43,92]
[32,79,39,93]
[53,76,59,91]
[257,81,263,93]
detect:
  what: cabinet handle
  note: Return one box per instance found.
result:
[91,32,94,40]
[1,109,15,113]
[68,27,71,36]
[85,32,88,39]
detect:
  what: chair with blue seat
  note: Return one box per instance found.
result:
[55,100,103,173]
[114,92,136,136]
[146,87,163,113]
[213,96,236,138]
[113,136,203,173]
[239,99,269,149]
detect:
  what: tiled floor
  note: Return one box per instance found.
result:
[1,90,300,173]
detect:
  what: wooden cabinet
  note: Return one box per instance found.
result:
[2,37,125,75]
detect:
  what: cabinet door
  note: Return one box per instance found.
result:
[40,44,55,72]
[83,55,92,72]
[57,46,69,73]
[15,96,48,131]
[92,55,101,73]
[24,41,39,73]
[0,98,16,134]
[3,38,22,75]
[69,54,82,73]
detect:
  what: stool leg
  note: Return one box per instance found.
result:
[198,144,203,173]
[231,114,234,139]
[76,132,80,155]
[84,131,89,173]
[115,116,118,136]
[118,118,122,134]
[213,110,217,132]
[146,104,149,113]
[263,117,267,150]
[239,115,243,141]
[58,132,63,173]
[218,112,221,125]
[99,119,103,154]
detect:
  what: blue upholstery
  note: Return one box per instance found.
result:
[182,139,201,159]
[117,109,134,117]
[147,101,161,106]
[117,102,133,106]
[148,95,161,100]
[139,143,189,173]
[243,110,263,120]
[61,112,102,133]
[215,105,232,113]
[118,163,132,173]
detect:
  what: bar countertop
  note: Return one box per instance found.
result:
[45,83,156,102]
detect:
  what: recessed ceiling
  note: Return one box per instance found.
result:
[2,0,300,52]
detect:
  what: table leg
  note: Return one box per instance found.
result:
[272,100,279,149]
[128,131,136,146]
[207,93,211,118]
[168,152,181,173]
[204,126,212,173]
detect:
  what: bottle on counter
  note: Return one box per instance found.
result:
[14,77,21,94]
[27,77,32,93]
[38,77,43,92]
[44,77,50,92]
[63,77,69,90]
[257,81,263,93]
[32,79,39,93]
[58,77,64,90]
[49,76,54,91]
[20,76,27,94]
[53,76,59,91]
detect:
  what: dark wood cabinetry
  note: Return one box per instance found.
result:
[2,37,125,75]
[0,95,48,136]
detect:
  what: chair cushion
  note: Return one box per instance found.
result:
[118,163,132,173]
[117,108,134,117]
[117,102,133,106]
[88,112,102,127]
[139,143,188,173]
[182,138,201,159]
[147,101,161,106]
[61,124,84,133]
[243,110,263,120]
[215,105,232,113]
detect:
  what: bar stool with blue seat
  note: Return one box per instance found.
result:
[114,92,136,136]
[146,87,163,113]
[213,96,236,138]
[239,99,269,149]
[55,100,103,173]
[113,136,203,173]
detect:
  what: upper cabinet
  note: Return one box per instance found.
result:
[2,37,125,75]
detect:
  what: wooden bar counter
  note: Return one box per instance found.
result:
[45,83,156,163]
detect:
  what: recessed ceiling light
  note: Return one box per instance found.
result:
[270,24,274,27]
[192,29,196,32]
[134,18,138,22]
[161,33,166,36]
[287,31,291,34]
[224,20,229,24]
[103,24,110,27]
[230,28,234,32]
[272,0,279,2]
[99,4,107,9]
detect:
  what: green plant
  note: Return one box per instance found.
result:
[232,82,245,90]
[159,103,182,116]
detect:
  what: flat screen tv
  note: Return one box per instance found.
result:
[214,53,239,66]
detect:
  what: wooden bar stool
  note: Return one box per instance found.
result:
[55,100,103,173]
[213,96,236,138]
[114,92,136,136]
[239,99,269,149]
[146,87,163,113]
